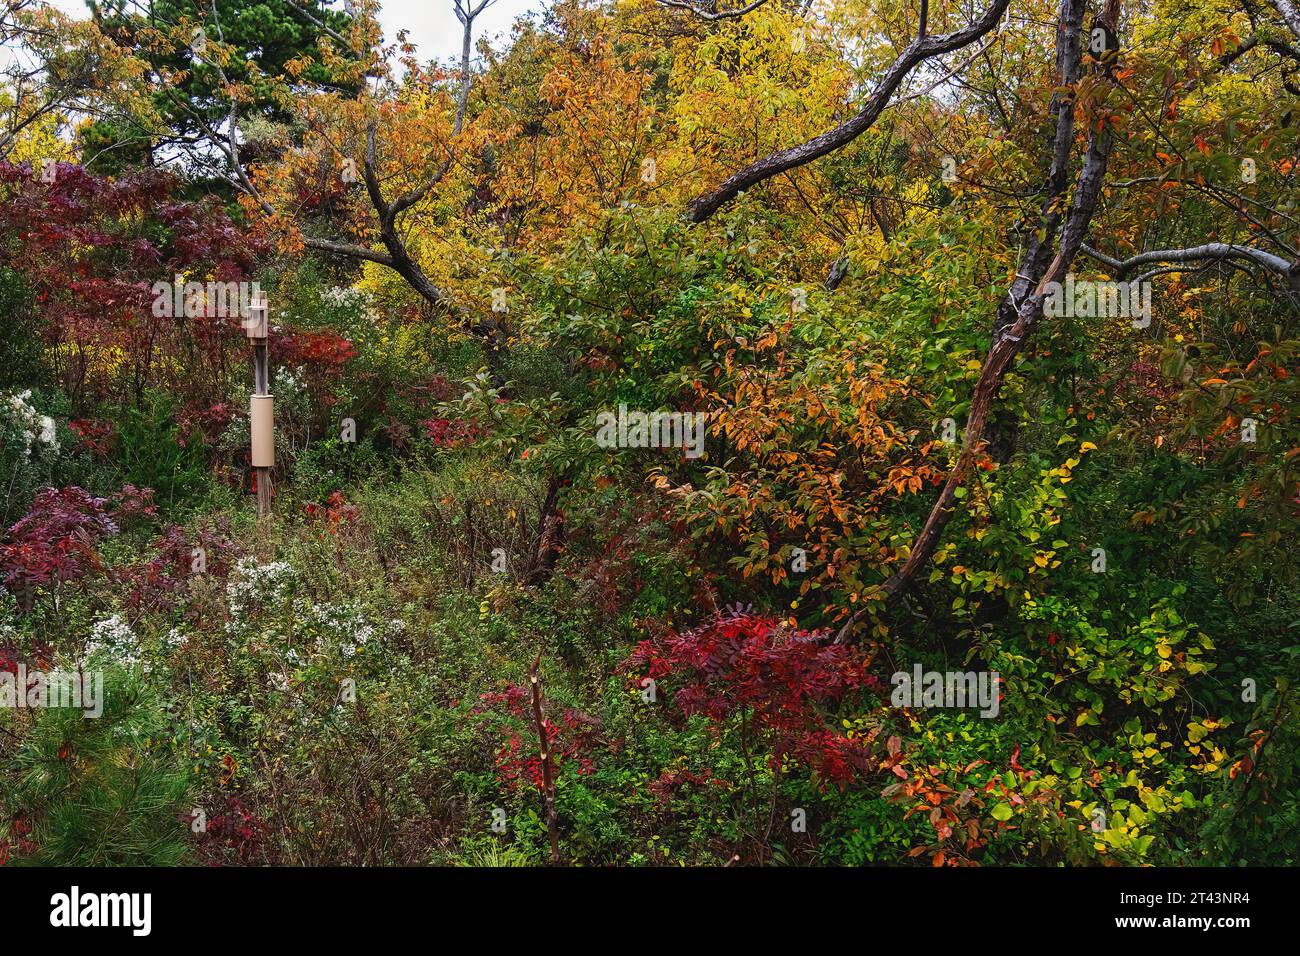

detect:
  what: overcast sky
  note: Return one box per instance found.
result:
[33,0,543,65]
[377,0,540,63]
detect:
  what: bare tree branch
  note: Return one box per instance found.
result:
[888,31,1002,109]
[302,236,395,265]
[1079,242,1293,277]
[358,117,463,313]
[654,0,773,22]
[685,0,1011,223]
[179,1,480,322]
[378,0,490,221]
[0,1,126,160]
[452,0,494,133]
[1080,243,1299,286]
[281,0,354,50]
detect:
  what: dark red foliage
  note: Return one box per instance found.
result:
[0,814,34,866]
[422,416,478,448]
[274,330,358,375]
[4,487,121,593]
[174,402,234,448]
[0,641,54,676]
[0,485,156,598]
[0,161,265,411]
[646,767,731,807]
[111,484,158,525]
[192,798,270,865]
[419,375,458,402]
[624,609,883,785]
[372,376,463,452]
[66,419,116,458]
[303,491,361,533]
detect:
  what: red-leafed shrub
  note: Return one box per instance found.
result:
[0,162,265,414]
[3,487,126,594]
[66,419,116,458]
[192,798,271,865]
[0,641,53,675]
[274,330,358,375]
[304,491,361,532]
[1,485,156,602]
[174,402,235,448]
[111,484,158,524]
[475,685,601,791]
[422,416,478,448]
[646,767,731,807]
[625,609,884,785]
[0,814,34,866]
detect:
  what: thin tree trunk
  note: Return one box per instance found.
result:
[529,653,561,865]
[836,0,1122,641]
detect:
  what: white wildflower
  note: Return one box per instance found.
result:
[86,614,142,667]
[227,558,297,617]
[0,591,17,643]
[304,601,375,656]
[2,390,59,459]
[321,286,372,308]
[39,415,58,450]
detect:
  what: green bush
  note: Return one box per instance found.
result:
[116,390,207,511]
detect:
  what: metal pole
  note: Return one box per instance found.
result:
[254,338,272,518]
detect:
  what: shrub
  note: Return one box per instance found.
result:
[115,391,207,511]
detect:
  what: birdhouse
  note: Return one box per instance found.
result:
[244,292,269,339]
